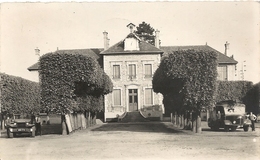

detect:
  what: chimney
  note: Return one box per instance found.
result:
[155,29,160,48]
[103,31,109,50]
[35,47,40,57]
[224,41,229,56]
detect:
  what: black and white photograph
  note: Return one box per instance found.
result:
[0,1,259,160]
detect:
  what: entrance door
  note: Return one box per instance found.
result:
[129,89,138,111]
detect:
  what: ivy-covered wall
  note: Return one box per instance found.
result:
[39,52,113,114]
[0,73,41,114]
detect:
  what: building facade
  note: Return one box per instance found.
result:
[28,24,238,122]
[100,28,164,121]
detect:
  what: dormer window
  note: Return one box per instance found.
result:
[124,38,139,51]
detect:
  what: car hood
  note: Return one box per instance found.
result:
[14,119,31,123]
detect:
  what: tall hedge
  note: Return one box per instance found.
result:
[215,81,253,102]
[39,52,113,114]
[0,73,41,114]
[153,49,218,113]
[242,82,260,113]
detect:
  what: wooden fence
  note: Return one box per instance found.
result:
[63,112,97,134]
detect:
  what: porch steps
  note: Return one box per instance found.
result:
[120,111,149,122]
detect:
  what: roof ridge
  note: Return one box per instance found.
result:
[161,44,207,48]
[57,48,103,51]
[125,32,142,41]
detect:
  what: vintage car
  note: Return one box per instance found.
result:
[6,114,36,138]
[208,101,252,132]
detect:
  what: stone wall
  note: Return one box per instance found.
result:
[103,53,164,120]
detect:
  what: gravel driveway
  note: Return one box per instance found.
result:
[0,122,259,160]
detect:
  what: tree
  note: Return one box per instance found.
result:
[153,49,218,133]
[134,21,155,45]
[40,52,113,134]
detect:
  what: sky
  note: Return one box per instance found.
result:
[0,2,259,83]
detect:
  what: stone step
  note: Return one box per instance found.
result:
[121,111,149,122]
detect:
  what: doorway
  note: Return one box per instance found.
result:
[129,89,138,111]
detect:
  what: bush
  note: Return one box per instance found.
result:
[215,81,253,102]
[242,82,260,113]
[153,49,218,113]
[39,52,112,114]
[0,73,41,114]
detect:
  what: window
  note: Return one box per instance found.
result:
[124,38,139,51]
[144,64,152,78]
[129,64,136,79]
[145,88,153,105]
[113,89,121,106]
[217,65,227,81]
[113,65,120,79]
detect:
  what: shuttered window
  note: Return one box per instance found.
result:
[113,89,121,106]
[217,66,227,81]
[129,64,136,79]
[144,64,152,78]
[113,65,120,79]
[145,88,153,105]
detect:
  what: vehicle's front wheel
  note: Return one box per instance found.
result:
[231,126,237,131]
[243,125,249,132]
[224,125,229,132]
[31,131,35,137]
[210,126,219,131]
[8,132,14,138]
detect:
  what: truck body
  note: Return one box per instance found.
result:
[208,101,251,132]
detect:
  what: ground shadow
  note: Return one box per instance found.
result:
[42,123,62,135]
[91,122,189,134]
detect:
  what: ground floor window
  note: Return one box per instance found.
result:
[113,89,121,106]
[145,88,153,105]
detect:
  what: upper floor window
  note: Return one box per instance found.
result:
[217,65,227,81]
[144,64,152,78]
[128,64,136,79]
[113,65,120,79]
[124,38,140,51]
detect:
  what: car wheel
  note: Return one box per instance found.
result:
[224,125,229,132]
[231,126,236,131]
[243,125,249,132]
[211,126,219,131]
[31,131,35,137]
[8,132,14,138]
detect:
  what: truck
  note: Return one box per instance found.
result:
[208,101,252,132]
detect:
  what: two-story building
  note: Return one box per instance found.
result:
[100,24,164,121]
[28,23,237,122]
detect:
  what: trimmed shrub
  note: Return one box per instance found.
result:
[242,82,260,113]
[39,52,112,114]
[153,49,218,113]
[215,81,253,103]
[0,73,41,114]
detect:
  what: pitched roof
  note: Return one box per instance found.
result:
[27,63,40,71]
[100,33,163,55]
[160,45,238,64]
[27,48,103,71]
